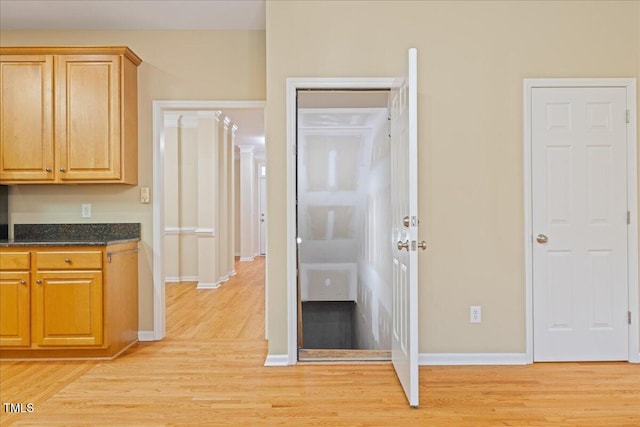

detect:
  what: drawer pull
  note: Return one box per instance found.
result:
[45,167,52,172]
[64,258,71,263]
[20,279,26,285]
[59,167,66,172]
[36,279,42,284]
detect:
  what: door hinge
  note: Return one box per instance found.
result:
[627,210,631,225]
[626,109,631,124]
[629,311,632,325]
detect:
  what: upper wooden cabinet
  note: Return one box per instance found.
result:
[0,47,142,184]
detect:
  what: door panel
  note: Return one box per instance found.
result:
[390,48,419,407]
[56,55,121,181]
[33,271,103,347]
[0,272,31,347]
[0,55,54,181]
[532,87,628,361]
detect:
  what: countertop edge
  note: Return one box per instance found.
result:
[0,237,141,248]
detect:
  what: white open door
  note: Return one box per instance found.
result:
[390,48,420,407]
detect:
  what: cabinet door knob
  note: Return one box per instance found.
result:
[59,167,66,172]
[36,279,42,284]
[45,167,52,172]
[20,279,26,285]
[64,258,71,263]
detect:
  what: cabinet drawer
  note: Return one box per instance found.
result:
[0,252,30,270]
[36,251,102,270]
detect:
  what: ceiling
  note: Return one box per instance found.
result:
[0,0,266,30]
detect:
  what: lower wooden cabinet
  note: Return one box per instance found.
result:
[0,242,138,359]
[0,271,30,347]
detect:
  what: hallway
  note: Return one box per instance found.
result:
[1,257,639,426]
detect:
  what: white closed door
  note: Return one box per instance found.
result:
[390,48,419,407]
[532,86,629,361]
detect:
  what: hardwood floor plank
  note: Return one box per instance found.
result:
[2,256,639,426]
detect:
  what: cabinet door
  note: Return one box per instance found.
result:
[55,55,122,182]
[0,272,31,347]
[0,55,54,182]
[33,271,103,346]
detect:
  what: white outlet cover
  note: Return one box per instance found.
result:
[470,305,481,323]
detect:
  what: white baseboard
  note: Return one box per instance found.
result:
[264,354,290,366]
[240,256,255,262]
[196,282,221,290]
[138,331,156,341]
[165,276,199,283]
[229,270,237,277]
[419,353,528,366]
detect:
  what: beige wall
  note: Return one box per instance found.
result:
[265,1,640,355]
[1,30,266,331]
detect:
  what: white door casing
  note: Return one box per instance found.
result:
[284,51,422,400]
[390,47,420,407]
[259,165,266,255]
[151,100,266,341]
[524,79,639,363]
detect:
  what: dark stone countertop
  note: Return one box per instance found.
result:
[0,223,140,247]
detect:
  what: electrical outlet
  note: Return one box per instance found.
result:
[81,203,92,218]
[470,305,481,323]
[140,187,150,204]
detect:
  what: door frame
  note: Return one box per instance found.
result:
[150,100,266,341]
[523,78,639,363]
[285,77,402,364]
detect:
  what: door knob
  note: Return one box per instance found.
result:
[403,216,410,227]
[59,167,66,172]
[536,234,548,244]
[397,240,409,251]
[417,241,427,250]
[20,279,26,285]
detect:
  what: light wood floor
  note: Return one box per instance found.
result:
[2,256,639,426]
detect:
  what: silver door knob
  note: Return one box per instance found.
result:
[536,234,548,244]
[45,167,52,172]
[59,167,66,172]
[397,240,409,251]
[418,241,427,250]
[403,216,410,227]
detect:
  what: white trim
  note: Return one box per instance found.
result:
[138,331,156,342]
[239,256,255,262]
[164,113,179,128]
[419,353,528,366]
[285,77,401,366]
[152,100,266,341]
[179,115,199,129]
[165,275,199,283]
[264,354,290,366]
[164,226,198,235]
[523,78,639,364]
[164,227,181,235]
[196,282,221,290]
[194,227,215,236]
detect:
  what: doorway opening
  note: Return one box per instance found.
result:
[295,89,392,361]
[151,100,266,341]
